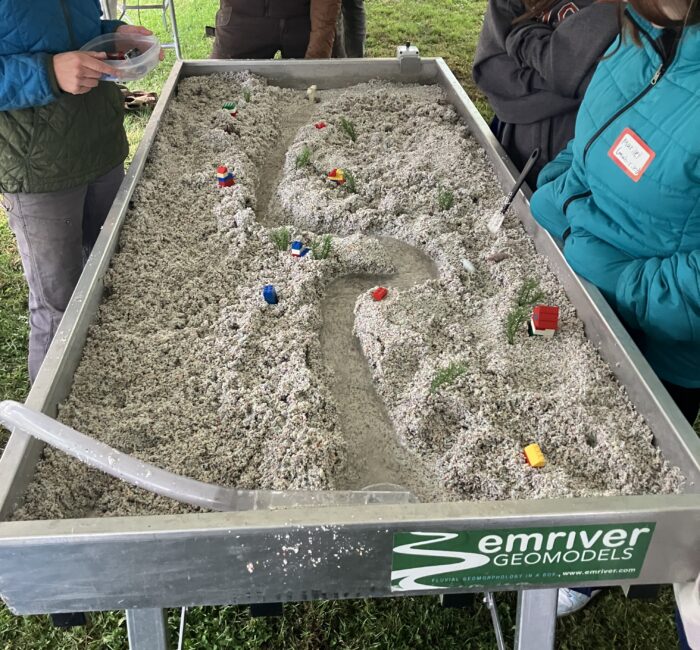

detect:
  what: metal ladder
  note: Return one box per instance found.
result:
[101,0,182,59]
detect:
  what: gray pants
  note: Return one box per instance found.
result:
[3,165,124,383]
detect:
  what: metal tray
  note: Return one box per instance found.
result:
[1,55,698,650]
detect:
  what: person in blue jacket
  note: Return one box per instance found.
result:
[531,0,700,618]
[0,1,157,384]
[532,0,700,422]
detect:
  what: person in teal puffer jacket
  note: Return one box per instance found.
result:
[531,0,700,426]
[0,1,158,383]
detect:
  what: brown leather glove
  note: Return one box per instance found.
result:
[306,0,341,58]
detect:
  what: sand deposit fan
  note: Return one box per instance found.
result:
[0,401,414,511]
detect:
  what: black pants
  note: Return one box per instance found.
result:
[333,0,366,58]
[663,381,700,426]
[620,322,700,426]
[212,4,310,59]
[342,0,366,57]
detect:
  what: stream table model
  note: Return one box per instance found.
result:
[0,53,698,650]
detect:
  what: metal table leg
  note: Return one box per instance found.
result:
[514,588,558,650]
[484,592,507,650]
[126,607,171,650]
[166,0,182,59]
[100,0,114,20]
[115,0,182,59]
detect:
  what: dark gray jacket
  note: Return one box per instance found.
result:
[473,0,620,183]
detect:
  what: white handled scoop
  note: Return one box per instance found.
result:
[487,148,540,234]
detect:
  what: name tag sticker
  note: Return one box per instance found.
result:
[608,128,655,182]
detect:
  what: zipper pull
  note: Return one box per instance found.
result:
[651,63,664,85]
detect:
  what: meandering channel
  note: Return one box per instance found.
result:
[320,241,439,498]
[258,99,440,500]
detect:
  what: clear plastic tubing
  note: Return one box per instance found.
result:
[0,401,414,512]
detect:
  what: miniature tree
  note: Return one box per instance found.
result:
[270,227,291,251]
[505,307,529,345]
[430,362,467,393]
[339,117,357,143]
[505,278,545,344]
[517,277,545,307]
[311,234,333,260]
[438,184,454,211]
[343,169,357,194]
[243,88,252,103]
[295,146,312,169]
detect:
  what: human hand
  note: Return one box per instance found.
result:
[116,24,152,36]
[116,24,165,60]
[52,51,117,95]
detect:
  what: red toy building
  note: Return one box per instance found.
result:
[217,165,235,188]
[372,287,388,301]
[530,305,559,338]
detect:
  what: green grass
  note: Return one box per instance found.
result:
[342,168,358,194]
[270,227,292,251]
[0,588,682,650]
[505,305,529,345]
[0,0,687,647]
[310,234,333,260]
[505,278,545,344]
[437,184,455,211]
[516,277,545,308]
[339,116,358,142]
[430,362,467,393]
[295,145,312,169]
[0,217,29,453]
[365,0,490,114]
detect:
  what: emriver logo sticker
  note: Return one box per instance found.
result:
[391,523,655,591]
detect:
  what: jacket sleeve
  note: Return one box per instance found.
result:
[505,3,620,98]
[101,19,125,34]
[537,139,574,186]
[473,51,546,102]
[615,250,700,342]
[473,0,550,102]
[0,53,60,111]
[306,0,341,59]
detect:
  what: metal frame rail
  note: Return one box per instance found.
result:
[101,0,182,59]
[0,57,698,650]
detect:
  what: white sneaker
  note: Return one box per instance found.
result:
[556,588,602,617]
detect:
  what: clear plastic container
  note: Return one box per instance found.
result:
[80,33,160,82]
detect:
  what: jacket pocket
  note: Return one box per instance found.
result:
[530,175,571,240]
[565,231,631,304]
[563,190,592,216]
